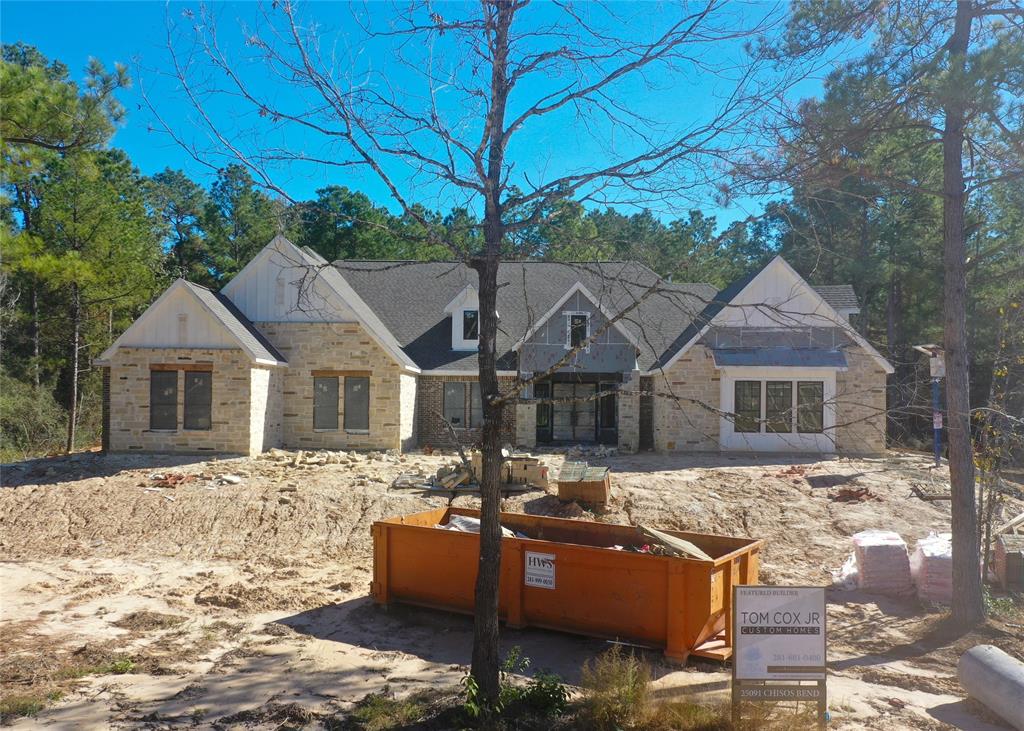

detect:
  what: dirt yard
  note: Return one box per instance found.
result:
[1,447,1021,730]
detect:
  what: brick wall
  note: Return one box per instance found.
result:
[835,349,888,454]
[617,370,641,453]
[257,322,405,451]
[399,373,418,451]
[249,366,284,454]
[108,347,255,454]
[415,374,516,449]
[651,344,720,452]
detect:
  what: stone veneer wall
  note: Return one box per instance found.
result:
[249,366,284,455]
[514,402,536,449]
[617,371,641,454]
[257,322,405,451]
[835,349,888,454]
[399,373,418,451]
[108,347,256,454]
[651,344,720,452]
[415,375,516,449]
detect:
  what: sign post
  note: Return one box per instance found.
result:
[732,586,827,730]
[914,344,945,467]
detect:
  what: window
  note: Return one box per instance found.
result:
[313,376,339,430]
[765,381,793,433]
[150,370,177,430]
[734,381,760,433]
[443,382,465,426]
[599,383,617,429]
[535,383,551,429]
[344,376,370,431]
[463,310,479,340]
[183,371,212,430]
[470,382,484,428]
[798,381,825,433]
[568,313,589,349]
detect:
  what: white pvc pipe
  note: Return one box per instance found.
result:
[957,644,1024,731]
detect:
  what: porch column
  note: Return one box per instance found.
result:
[618,369,640,454]
[515,402,537,449]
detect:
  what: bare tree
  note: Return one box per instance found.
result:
[735,0,1024,627]
[151,0,821,701]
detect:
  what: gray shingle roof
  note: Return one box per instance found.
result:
[333,260,862,373]
[184,281,287,364]
[334,261,716,372]
[812,284,860,311]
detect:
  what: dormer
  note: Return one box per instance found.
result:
[444,284,480,351]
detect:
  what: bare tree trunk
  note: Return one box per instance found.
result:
[469,2,513,703]
[943,0,985,627]
[31,283,40,389]
[65,282,81,454]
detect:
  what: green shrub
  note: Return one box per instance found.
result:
[578,645,651,731]
[462,646,569,724]
[0,371,67,461]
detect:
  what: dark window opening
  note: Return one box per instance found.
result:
[535,383,551,429]
[569,314,588,349]
[183,371,212,431]
[765,381,793,433]
[734,381,760,433]
[344,376,370,431]
[599,384,616,429]
[150,370,177,430]
[469,382,483,428]
[462,310,479,340]
[798,381,825,433]
[313,376,339,430]
[443,382,465,426]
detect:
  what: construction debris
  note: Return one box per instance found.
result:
[831,486,878,503]
[557,461,610,507]
[994,534,1024,591]
[638,525,713,561]
[850,530,914,596]
[910,484,951,502]
[910,532,953,603]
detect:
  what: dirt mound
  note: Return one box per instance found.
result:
[112,611,187,632]
[194,581,330,612]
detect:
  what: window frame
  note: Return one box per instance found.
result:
[343,376,370,432]
[797,381,825,434]
[469,382,484,429]
[183,370,213,431]
[734,380,761,434]
[313,375,340,431]
[442,381,466,428]
[149,370,178,432]
[462,309,479,341]
[765,381,793,434]
[565,311,591,352]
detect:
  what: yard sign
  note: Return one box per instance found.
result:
[732,586,827,729]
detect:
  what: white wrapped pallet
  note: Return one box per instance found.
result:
[852,530,913,595]
[910,532,953,603]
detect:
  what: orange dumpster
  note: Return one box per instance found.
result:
[370,507,762,664]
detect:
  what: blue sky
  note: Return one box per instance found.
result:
[2,1,832,229]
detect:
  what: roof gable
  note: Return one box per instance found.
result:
[653,256,893,374]
[512,281,640,351]
[97,279,286,365]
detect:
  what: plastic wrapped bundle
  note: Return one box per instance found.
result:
[910,532,953,603]
[852,530,913,595]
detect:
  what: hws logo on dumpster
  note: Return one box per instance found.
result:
[525,552,556,589]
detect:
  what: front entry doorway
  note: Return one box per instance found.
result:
[552,383,596,441]
[535,375,618,445]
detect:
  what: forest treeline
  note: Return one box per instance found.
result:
[1,42,1021,460]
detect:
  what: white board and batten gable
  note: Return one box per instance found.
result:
[96,279,286,366]
[222,236,419,372]
[654,256,894,376]
[444,284,480,352]
[222,235,361,323]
